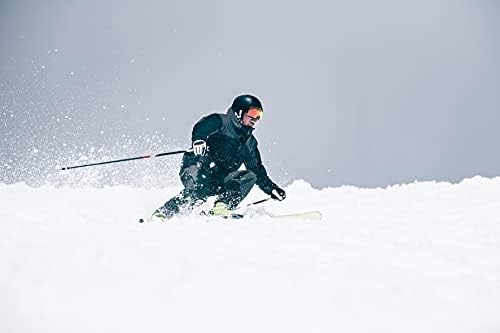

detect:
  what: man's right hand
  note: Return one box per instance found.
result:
[192,140,207,156]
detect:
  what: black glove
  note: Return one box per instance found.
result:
[270,185,286,201]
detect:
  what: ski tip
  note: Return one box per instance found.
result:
[271,211,323,221]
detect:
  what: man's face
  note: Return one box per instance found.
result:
[241,108,263,128]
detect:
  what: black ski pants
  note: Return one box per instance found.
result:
[158,163,257,217]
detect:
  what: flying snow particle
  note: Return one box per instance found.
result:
[121,105,125,108]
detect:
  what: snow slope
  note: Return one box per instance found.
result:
[1,177,500,332]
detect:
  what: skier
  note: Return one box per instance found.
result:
[150,94,286,220]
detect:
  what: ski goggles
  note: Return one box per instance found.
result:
[246,107,263,120]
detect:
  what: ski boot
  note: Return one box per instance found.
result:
[208,201,243,219]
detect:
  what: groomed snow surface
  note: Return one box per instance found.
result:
[1,177,500,333]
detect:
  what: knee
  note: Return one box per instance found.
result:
[179,164,202,190]
[223,170,256,186]
[241,170,257,185]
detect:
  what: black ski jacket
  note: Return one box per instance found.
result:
[181,109,277,195]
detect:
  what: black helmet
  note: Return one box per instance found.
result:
[231,94,263,120]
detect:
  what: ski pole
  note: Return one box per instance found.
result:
[246,197,272,206]
[61,148,192,171]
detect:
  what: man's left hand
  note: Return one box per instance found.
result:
[271,185,286,201]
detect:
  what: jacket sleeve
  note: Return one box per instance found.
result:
[244,144,276,195]
[192,114,223,142]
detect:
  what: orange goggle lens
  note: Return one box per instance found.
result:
[246,108,263,119]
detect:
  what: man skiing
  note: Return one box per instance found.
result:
[150,94,286,220]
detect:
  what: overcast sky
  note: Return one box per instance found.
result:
[1,0,499,188]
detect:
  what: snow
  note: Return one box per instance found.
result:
[1,177,500,332]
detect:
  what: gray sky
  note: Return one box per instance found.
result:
[1,0,499,188]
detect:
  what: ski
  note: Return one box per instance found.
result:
[140,210,322,223]
[139,216,163,223]
[199,211,244,219]
[268,211,322,220]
